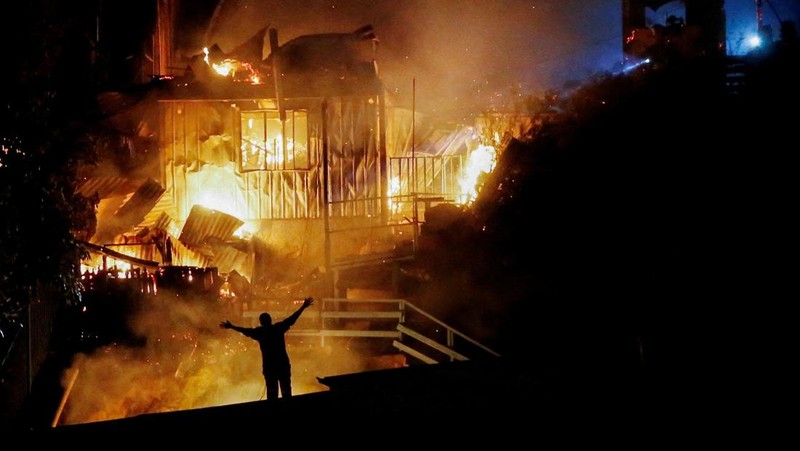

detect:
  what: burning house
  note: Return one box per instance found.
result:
[46,5,516,427]
[79,18,518,304]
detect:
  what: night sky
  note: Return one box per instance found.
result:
[181,0,800,119]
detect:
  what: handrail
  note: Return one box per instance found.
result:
[322,311,402,319]
[392,340,437,364]
[396,324,468,361]
[239,297,500,362]
[1,324,23,370]
[401,300,501,357]
[321,297,406,305]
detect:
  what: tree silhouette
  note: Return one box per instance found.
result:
[0,3,98,329]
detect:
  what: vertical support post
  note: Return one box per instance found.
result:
[322,99,334,298]
[269,28,286,122]
[27,302,32,394]
[378,93,389,225]
[447,330,455,362]
[411,78,419,253]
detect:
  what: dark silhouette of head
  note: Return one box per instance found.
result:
[259,312,272,326]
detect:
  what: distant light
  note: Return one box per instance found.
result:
[748,35,762,48]
[621,57,651,73]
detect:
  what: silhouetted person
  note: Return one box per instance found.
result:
[220,297,314,400]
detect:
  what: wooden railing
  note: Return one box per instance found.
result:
[241,297,500,363]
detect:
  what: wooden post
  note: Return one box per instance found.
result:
[52,368,79,427]
[269,28,286,122]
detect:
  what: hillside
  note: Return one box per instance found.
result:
[406,45,797,402]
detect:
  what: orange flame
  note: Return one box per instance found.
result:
[203,47,263,85]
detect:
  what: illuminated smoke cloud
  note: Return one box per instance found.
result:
[180,0,622,121]
[59,291,376,425]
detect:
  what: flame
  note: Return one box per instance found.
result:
[203,47,262,85]
[195,190,242,219]
[194,188,257,238]
[80,259,132,276]
[241,123,298,169]
[240,132,294,166]
[218,281,235,299]
[456,144,497,205]
[387,176,402,214]
[385,141,498,213]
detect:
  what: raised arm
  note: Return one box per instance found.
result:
[281,297,314,327]
[219,319,248,333]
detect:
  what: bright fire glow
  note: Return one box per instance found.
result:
[241,133,295,167]
[194,189,256,238]
[387,176,402,214]
[56,294,383,426]
[203,47,262,84]
[81,259,132,275]
[195,191,241,219]
[456,144,496,205]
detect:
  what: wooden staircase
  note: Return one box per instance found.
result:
[242,297,500,364]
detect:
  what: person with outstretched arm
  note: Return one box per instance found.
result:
[220,297,314,400]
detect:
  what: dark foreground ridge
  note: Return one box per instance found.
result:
[19,358,762,443]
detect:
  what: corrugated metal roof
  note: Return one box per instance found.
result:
[169,235,211,268]
[179,205,244,247]
[208,243,251,276]
[114,178,165,225]
[141,193,179,229]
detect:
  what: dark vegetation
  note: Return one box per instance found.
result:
[410,39,798,406]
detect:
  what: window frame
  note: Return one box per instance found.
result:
[239,108,310,172]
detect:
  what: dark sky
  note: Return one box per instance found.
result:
[181,0,799,120]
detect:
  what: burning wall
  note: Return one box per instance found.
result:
[81,22,516,289]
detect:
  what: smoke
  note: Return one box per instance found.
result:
[178,0,622,121]
[58,290,379,425]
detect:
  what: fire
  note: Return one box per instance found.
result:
[194,190,241,219]
[218,280,235,299]
[387,176,402,214]
[385,141,498,214]
[81,259,132,276]
[203,47,263,84]
[241,132,296,167]
[194,188,256,238]
[457,144,497,205]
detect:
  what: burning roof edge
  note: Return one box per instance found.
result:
[152,74,384,101]
[82,240,160,269]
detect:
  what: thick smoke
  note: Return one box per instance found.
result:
[180,0,622,121]
[59,291,379,425]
